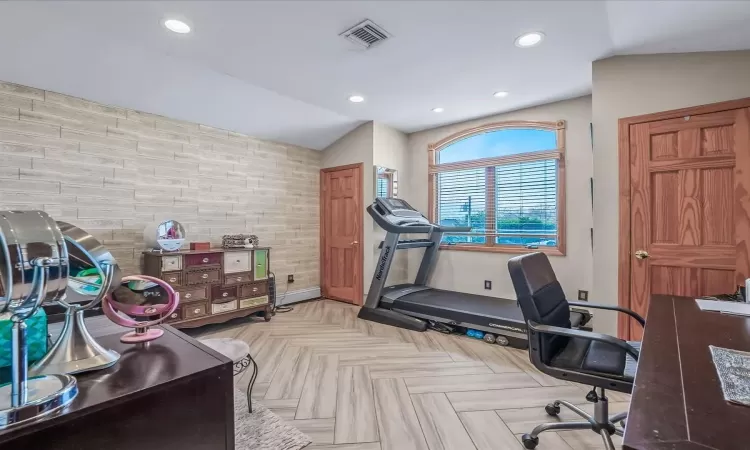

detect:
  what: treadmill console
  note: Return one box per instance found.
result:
[373,198,431,226]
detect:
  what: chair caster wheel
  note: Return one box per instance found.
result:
[545,403,561,416]
[521,434,539,449]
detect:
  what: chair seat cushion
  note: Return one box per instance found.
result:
[550,337,633,379]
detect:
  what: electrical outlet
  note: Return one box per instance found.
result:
[484,280,492,290]
[578,290,588,301]
[288,274,295,283]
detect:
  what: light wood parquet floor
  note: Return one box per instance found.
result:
[196,299,629,450]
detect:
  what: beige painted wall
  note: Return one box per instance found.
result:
[406,96,594,302]
[321,122,375,294]
[0,80,321,298]
[592,50,750,335]
[373,122,410,285]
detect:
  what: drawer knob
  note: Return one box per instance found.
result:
[202,273,209,279]
[169,278,177,282]
[252,288,258,292]
[170,313,178,319]
[202,257,209,263]
[185,293,192,299]
[236,277,242,282]
[222,292,228,297]
[236,259,241,263]
[194,308,201,314]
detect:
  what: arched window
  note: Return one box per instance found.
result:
[428,121,565,254]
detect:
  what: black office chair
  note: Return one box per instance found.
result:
[507,252,644,450]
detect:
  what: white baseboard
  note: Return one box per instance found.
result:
[277,286,321,306]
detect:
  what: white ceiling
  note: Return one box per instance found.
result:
[0,1,748,149]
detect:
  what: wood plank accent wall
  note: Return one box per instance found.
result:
[0,80,321,292]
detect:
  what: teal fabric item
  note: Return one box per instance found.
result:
[0,309,48,368]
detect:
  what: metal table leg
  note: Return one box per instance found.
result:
[244,353,258,413]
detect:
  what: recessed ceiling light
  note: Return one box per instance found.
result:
[515,32,544,48]
[432,107,444,113]
[164,19,191,34]
[493,91,509,98]
[348,95,364,103]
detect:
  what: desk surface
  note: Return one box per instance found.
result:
[623,295,750,450]
[0,324,231,444]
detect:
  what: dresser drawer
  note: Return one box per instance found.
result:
[162,271,182,287]
[184,253,222,268]
[225,272,252,285]
[224,251,251,274]
[212,300,238,315]
[239,296,269,309]
[164,308,182,323]
[185,268,220,285]
[183,302,208,319]
[253,249,269,281]
[161,255,182,271]
[178,286,208,303]
[211,285,238,303]
[240,282,268,298]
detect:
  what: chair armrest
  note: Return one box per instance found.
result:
[568,301,645,328]
[528,321,639,361]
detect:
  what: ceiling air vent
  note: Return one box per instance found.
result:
[340,19,391,49]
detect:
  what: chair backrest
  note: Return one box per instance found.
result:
[508,252,571,363]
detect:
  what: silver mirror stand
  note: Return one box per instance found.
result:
[0,211,79,429]
[31,221,122,376]
[30,263,120,375]
[0,262,78,429]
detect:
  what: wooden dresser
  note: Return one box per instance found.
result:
[142,247,272,328]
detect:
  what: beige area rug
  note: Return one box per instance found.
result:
[235,390,312,450]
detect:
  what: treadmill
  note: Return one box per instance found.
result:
[358,197,591,348]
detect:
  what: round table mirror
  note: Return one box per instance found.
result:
[0,210,78,430]
[30,222,122,377]
[57,221,121,306]
[109,279,172,312]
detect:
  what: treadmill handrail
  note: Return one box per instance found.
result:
[367,204,433,233]
[367,204,473,234]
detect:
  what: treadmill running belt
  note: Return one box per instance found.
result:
[393,289,587,331]
[393,289,525,325]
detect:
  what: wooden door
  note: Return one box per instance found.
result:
[321,164,363,304]
[626,107,750,339]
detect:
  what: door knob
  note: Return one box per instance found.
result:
[351,241,359,245]
[635,250,649,260]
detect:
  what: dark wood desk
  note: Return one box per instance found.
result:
[624,295,750,450]
[0,325,234,450]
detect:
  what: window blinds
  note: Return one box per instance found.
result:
[435,159,558,247]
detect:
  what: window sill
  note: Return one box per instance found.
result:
[439,244,565,256]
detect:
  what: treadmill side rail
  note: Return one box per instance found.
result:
[381,285,431,305]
